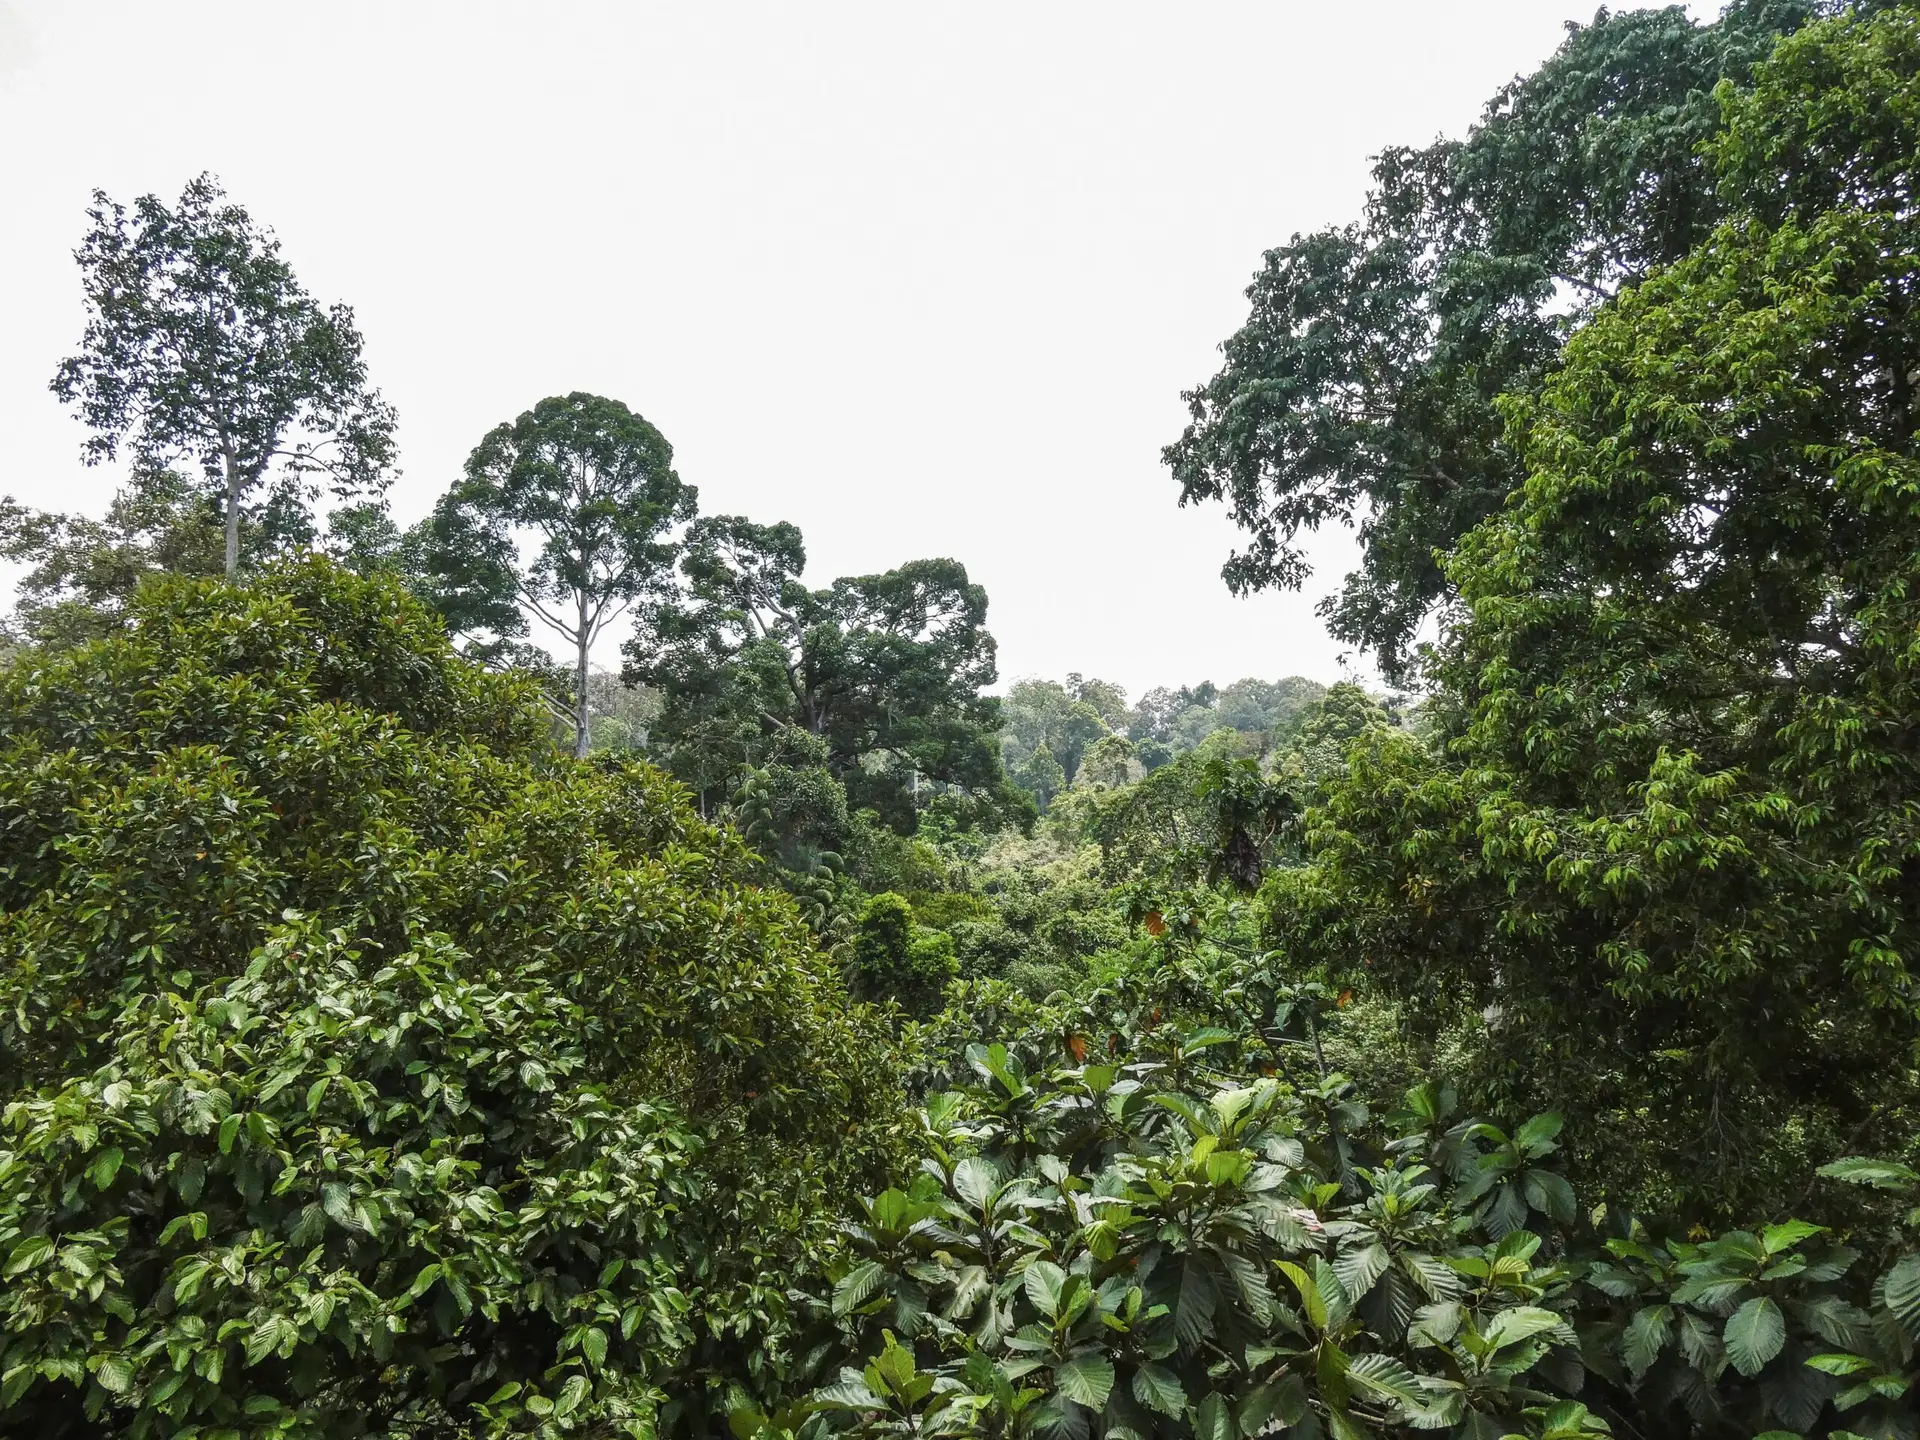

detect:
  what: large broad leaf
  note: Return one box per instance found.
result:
[1724,1296,1786,1376]
[1883,1254,1920,1340]
[1400,1251,1464,1302]
[1192,1391,1234,1440]
[1481,1306,1565,1352]
[1211,1244,1274,1325]
[952,1157,1000,1210]
[1761,1219,1824,1254]
[1818,1157,1920,1191]
[1346,1352,1427,1407]
[1314,1257,1354,1331]
[1620,1303,1671,1379]
[1053,1354,1114,1410]
[1235,1375,1307,1435]
[1276,1260,1326,1332]
[832,1261,887,1318]
[1333,1242,1389,1301]
[1131,1362,1185,1417]
[1150,1092,1218,1137]
[1512,1112,1564,1155]
[1024,1261,1067,1322]
[1521,1170,1577,1226]
[1174,1260,1220,1349]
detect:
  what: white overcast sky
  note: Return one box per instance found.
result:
[0,2,1712,698]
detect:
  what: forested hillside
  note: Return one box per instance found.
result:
[2,5,1918,1439]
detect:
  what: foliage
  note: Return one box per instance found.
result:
[1164,1,1847,675]
[422,392,696,757]
[0,557,901,1436]
[1261,5,1920,1221]
[810,942,1919,1440]
[630,516,1024,834]
[1129,679,1325,764]
[49,173,396,578]
[0,470,227,648]
[848,895,959,1021]
[998,677,1130,802]
[1091,733,1299,895]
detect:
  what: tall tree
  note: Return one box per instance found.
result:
[424,393,695,757]
[629,515,1022,831]
[1265,5,1920,1218]
[50,174,396,578]
[1165,1,1844,677]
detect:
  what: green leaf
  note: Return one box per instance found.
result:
[1054,1354,1114,1409]
[1192,1391,1233,1440]
[218,1113,242,1154]
[1883,1254,1920,1339]
[1761,1220,1823,1254]
[1346,1352,1427,1406]
[1805,1352,1873,1376]
[1481,1305,1564,1351]
[94,1355,135,1395]
[1024,1261,1067,1322]
[581,1326,608,1370]
[4,1235,54,1278]
[1513,1112,1563,1154]
[833,1261,887,1318]
[1237,1375,1306,1434]
[1818,1157,1919,1191]
[1522,1170,1577,1226]
[555,1372,589,1418]
[1333,1242,1389,1301]
[1150,1092,1217,1136]
[1725,1296,1786,1376]
[89,1147,124,1191]
[1622,1304,1672,1377]
[1131,1362,1185,1417]
[951,1157,999,1210]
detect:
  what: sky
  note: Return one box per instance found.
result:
[0,2,1713,699]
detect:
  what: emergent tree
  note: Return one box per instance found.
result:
[423,392,695,757]
[50,173,397,578]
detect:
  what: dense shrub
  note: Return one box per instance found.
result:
[0,558,901,1437]
[807,948,1919,1440]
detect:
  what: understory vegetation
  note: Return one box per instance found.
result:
[3,4,1919,1438]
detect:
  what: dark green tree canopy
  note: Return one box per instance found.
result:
[0,557,897,1434]
[50,174,397,578]
[629,515,1020,832]
[1165,1,1846,676]
[1264,4,1920,1219]
[422,392,696,756]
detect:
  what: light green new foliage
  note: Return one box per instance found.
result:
[0,557,901,1438]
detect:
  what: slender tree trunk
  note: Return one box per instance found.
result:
[222,451,243,579]
[574,597,592,759]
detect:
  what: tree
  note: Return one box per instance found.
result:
[424,392,696,757]
[846,892,956,1018]
[1263,5,1920,1220]
[0,470,415,649]
[1165,2,1844,676]
[998,675,1130,801]
[630,515,1022,832]
[50,174,396,579]
[0,469,225,647]
[0,556,898,1434]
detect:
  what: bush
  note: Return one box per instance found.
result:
[846,894,956,1020]
[0,558,902,1437]
[811,975,1920,1440]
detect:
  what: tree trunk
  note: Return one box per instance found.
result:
[223,456,243,579]
[574,624,591,760]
